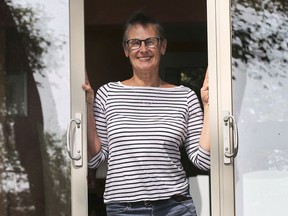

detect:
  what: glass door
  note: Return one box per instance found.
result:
[0,0,87,215]
[231,0,288,215]
[208,0,288,215]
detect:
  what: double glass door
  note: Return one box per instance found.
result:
[0,0,87,215]
[2,0,287,215]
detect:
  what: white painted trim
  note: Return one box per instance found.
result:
[207,0,235,215]
[70,0,88,215]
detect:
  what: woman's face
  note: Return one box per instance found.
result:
[124,24,167,74]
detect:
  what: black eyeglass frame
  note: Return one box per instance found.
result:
[125,37,162,50]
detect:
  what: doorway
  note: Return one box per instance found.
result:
[84,1,209,215]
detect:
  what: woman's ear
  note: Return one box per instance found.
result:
[161,39,167,55]
[123,46,129,57]
[122,41,130,57]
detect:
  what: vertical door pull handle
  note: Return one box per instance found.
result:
[223,112,239,165]
[66,113,83,166]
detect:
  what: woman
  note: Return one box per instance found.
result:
[82,11,210,216]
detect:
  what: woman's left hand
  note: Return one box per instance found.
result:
[201,68,209,107]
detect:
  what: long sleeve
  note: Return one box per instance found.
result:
[184,89,210,171]
[88,85,109,168]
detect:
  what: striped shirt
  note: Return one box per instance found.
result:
[88,81,210,203]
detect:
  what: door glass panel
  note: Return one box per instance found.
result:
[0,0,71,215]
[231,0,288,215]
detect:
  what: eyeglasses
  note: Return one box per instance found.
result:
[126,37,161,50]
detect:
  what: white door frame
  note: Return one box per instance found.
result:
[70,0,88,215]
[69,0,237,215]
[207,0,235,215]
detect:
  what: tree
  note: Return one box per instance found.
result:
[232,0,288,82]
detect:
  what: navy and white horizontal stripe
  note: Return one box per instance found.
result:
[88,81,210,203]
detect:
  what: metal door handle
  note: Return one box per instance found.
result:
[66,113,82,167]
[223,111,239,165]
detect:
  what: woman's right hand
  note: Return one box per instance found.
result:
[81,76,101,160]
[82,82,94,105]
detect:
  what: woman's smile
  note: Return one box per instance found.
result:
[138,56,152,61]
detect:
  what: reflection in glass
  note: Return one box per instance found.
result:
[232,0,288,215]
[0,0,70,215]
